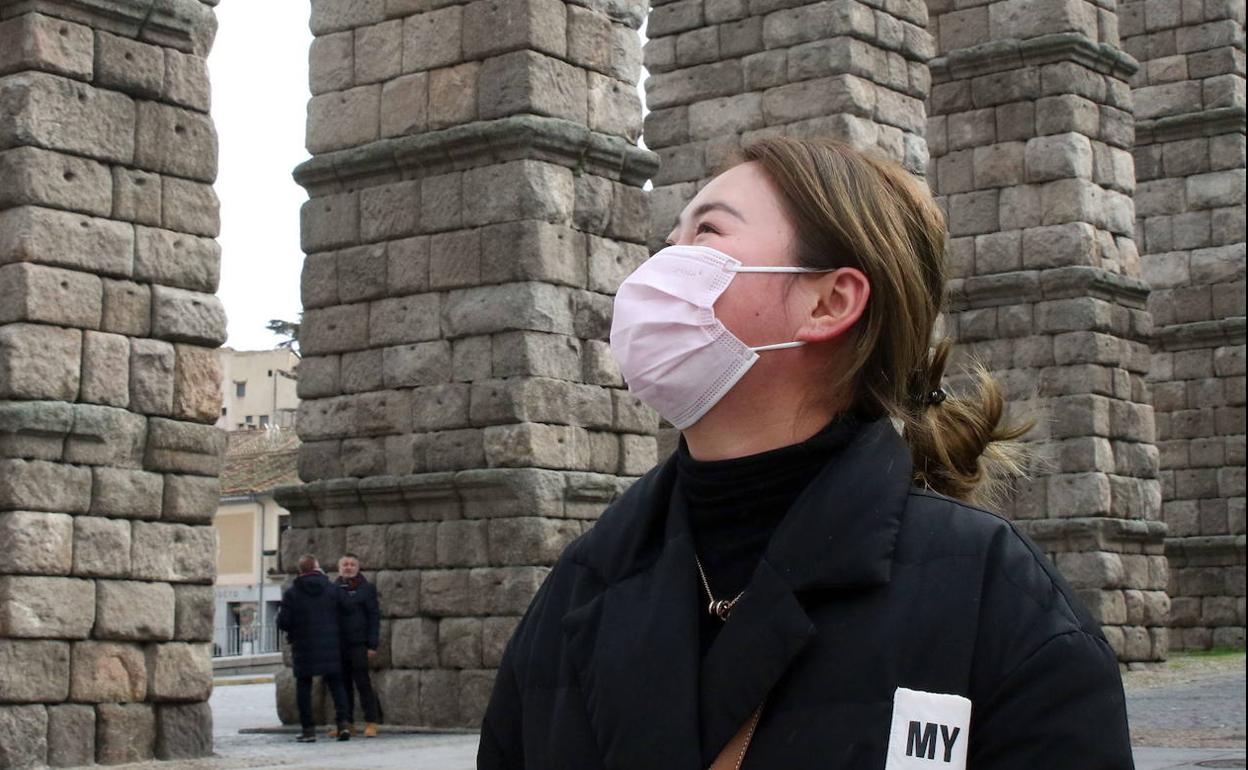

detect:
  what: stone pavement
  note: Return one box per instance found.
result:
[82,653,1245,770]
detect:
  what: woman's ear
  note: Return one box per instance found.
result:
[794,268,870,344]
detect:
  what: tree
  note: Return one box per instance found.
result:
[266,315,301,353]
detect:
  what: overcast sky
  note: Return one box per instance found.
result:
[209,1,312,351]
[209,6,647,352]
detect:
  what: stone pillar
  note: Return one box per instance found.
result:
[644,0,934,253]
[1121,1,1246,651]
[927,0,1168,663]
[0,0,222,766]
[274,0,656,728]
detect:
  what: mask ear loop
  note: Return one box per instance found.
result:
[727,266,837,352]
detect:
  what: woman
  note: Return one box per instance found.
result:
[477,138,1133,769]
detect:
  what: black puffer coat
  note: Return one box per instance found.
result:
[336,574,381,649]
[478,418,1133,769]
[277,571,343,678]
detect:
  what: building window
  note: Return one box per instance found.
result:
[244,415,253,425]
[235,381,246,397]
[259,415,269,427]
[221,407,227,416]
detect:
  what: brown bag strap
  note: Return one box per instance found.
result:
[707,705,764,770]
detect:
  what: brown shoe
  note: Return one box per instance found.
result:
[364,723,378,738]
[326,726,338,739]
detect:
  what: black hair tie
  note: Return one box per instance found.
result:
[926,388,947,406]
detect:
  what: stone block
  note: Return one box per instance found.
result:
[95,580,175,642]
[429,230,481,289]
[155,702,212,760]
[172,344,222,424]
[0,72,135,164]
[144,416,226,476]
[161,473,218,524]
[80,331,130,407]
[69,641,146,702]
[95,702,155,764]
[0,322,81,401]
[369,294,440,347]
[309,30,353,95]
[307,85,381,153]
[428,63,478,129]
[0,458,91,513]
[129,338,176,416]
[402,5,462,72]
[150,285,228,346]
[130,521,216,583]
[161,177,220,238]
[463,160,574,227]
[134,101,217,182]
[300,192,359,252]
[0,575,95,638]
[310,0,384,33]
[90,466,162,519]
[587,71,642,141]
[434,519,488,567]
[0,400,72,461]
[438,617,483,668]
[46,704,94,767]
[355,19,403,84]
[463,0,566,59]
[479,51,587,123]
[72,516,131,578]
[361,180,420,242]
[0,705,47,769]
[443,282,576,338]
[418,669,461,727]
[0,510,73,575]
[1025,132,1094,182]
[487,517,580,565]
[95,31,162,97]
[0,639,70,702]
[482,616,519,667]
[386,522,437,569]
[64,403,147,468]
[101,279,151,337]
[391,616,439,667]
[468,566,547,614]
[381,71,429,136]
[0,146,112,216]
[163,49,211,112]
[0,12,93,79]
[173,585,214,642]
[146,642,212,701]
[452,335,493,382]
[301,303,370,355]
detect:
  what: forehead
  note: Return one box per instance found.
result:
[679,161,783,222]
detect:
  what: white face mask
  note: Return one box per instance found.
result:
[608,244,831,430]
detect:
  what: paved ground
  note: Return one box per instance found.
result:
[89,652,1247,770]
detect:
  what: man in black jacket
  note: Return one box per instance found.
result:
[333,552,381,738]
[276,554,351,742]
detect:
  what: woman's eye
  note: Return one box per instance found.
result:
[696,223,719,235]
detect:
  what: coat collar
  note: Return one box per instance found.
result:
[561,418,913,769]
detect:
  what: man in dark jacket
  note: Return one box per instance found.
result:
[276,554,351,742]
[332,552,381,738]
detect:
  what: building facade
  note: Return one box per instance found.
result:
[212,428,299,659]
[215,347,300,432]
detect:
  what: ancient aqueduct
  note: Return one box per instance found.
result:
[0,0,1244,764]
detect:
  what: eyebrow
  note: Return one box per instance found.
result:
[672,201,747,232]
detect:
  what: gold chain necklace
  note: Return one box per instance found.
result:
[694,555,746,621]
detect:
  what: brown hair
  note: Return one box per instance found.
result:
[736,137,1030,506]
[297,554,319,573]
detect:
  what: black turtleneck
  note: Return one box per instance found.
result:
[675,414,862,655]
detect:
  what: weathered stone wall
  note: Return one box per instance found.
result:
[0,1,222,767]
[926,0,1169,663]
[1122,0,1246,650]
[644,0,933,252]
[273,0,657,728]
